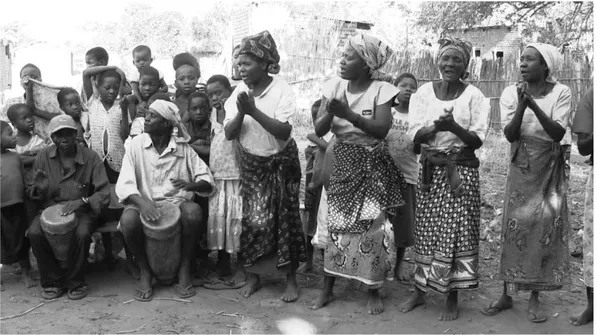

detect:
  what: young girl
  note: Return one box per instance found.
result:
[57,87,88,147]
[0,120,35,290]
[387,73,419,282]
[184,92,211,164]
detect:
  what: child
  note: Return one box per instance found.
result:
[81,47,131,105]
[174,64,201,122]
[83,66,129,184]
[203,75,243,283]
[6,104,49,180]
[173,52,200,74]
[184,91,211,164]
[300,99,331,273]
[0,120,35,290]
[387,73,419,281]
[57,87,88,147]
[129,45,168,109]
[126,66,163,138]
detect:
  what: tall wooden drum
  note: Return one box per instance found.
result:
[40,204,78,268]
[141,201,182,283]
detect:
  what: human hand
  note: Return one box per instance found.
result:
[516,82,529,109]
[170,178,194,192]
[139,200,161,222]
[237,91,256,115]
[328,99,351,119]
[433,107,456,131]
[61,199,84,216]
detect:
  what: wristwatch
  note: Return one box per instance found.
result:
[81,197,89,204]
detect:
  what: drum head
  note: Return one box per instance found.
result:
[141,201,181,232]
[40,204,77,235]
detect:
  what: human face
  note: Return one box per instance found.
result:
[206,82,231,109]
[1,126,17,149]
[85,55,105,69]
[175,66,199,95]
[138,74,160,100]
[20,66,41,90]
[520,47,548,82]
[438,49,466,82]
[144,109,170,134]
[133,50,153,70]
[237,54,267,86]
[189,97,210,124]
[51,129,77,153]
[97,77,120,104]
[397,77,418,103]
[13,107,34,133]
[339,44,367,80]
[60,92,83,120]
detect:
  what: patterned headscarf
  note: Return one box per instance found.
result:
[347,33,394,81]
[148,100,191,143]
[238,30,281,74]
[437,37,473,69]
[525,43,563,83]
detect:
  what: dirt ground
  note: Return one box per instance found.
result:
[0,140,594,334]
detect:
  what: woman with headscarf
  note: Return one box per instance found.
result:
[309,33,406,315]
[223,30,307,302]
[481,43,572,324]
[400,38,490,321]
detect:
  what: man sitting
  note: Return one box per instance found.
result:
[115,100,214,302]
[28,115,110,300]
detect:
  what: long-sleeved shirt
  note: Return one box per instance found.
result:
[28,145,111,211]
[116,133,215,206]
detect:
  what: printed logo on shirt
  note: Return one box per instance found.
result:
[362,109,373,116]
[391,118,409,132]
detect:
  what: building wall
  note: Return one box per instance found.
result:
[0,40,12,91]
[449,26,522,61]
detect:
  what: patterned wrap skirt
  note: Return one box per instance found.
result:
[323,139,406,287]
[498,137,570,293]
[238,139,307,269]
[413,150,481,294]
[584,166,593,288]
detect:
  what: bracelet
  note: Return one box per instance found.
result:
[81,197,89,204]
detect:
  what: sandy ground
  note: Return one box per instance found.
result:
[0,140,594,334]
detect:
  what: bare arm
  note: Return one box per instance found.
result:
[249,107,292,140]
[503,103,526,143]
[83,65,117,100]
[342,101,393,139]
[414,125,438,146]
[577,133,593,156]
[158,78,169,93]
[224,109,245,140]
[314,96,334,137]
[307,133,329,150]
[25,82,59,120]
[527,96,566,142]
[447,122,483,149]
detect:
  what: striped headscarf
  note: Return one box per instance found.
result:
[348,33,394,81]
[238,30,281,74]
[148,100,191,143]
[526,43,562,83]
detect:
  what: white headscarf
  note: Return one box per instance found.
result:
[148,100,191,143]
[526,43,563,83]
[347,33,394,81]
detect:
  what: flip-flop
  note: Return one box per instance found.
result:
[527,311,547,323]
[481,301,513,316]
[41,287,66,300]
[174,283,195,298]
[134,288,153,302]
[68,284,88,300]
[203,278,247,290]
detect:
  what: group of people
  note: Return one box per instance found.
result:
[0,29,593,326]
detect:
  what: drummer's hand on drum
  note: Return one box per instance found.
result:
[139,200,161,222]
[61,199,85,216]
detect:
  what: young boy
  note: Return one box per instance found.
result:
[184,91,211,164]
[57,87,87,147]
[129,45,168,109]
[0,120,35,290]
[6,104,49,180]
[125,66,163,138]
[81,47,131,105]
[300,99,331,273]
[174,64,201,121]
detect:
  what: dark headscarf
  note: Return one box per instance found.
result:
[437,37,473,68]
[238,30,281,74]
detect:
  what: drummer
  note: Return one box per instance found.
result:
[27,115,111,300]
[116,100,215,302]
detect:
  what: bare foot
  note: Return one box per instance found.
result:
[238,273,261,298]
[229,268,246,285]
[395,261,411,282]
[280,273,299,302]
[438,292,459,321]
[400,289,425,313]
[310,290,335,310]
[126,261,141,280]
[569,306,594,326]
[367,289,384,315]
[345,279,361,291]
[22,269,36,288]
[297,261,313,274]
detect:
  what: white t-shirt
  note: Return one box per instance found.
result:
[387,108,419,185]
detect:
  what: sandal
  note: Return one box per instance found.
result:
[527,311,547,323]
[203,278,247,290]
[41,286,66,300]
[173,283,195,298]
[68,284,88,300]
[481,300,513,316]
[134,288,153,302]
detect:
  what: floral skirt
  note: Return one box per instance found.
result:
[207,179,242,253]
[413,165,481,294]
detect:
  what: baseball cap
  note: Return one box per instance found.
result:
[48,114,78,135]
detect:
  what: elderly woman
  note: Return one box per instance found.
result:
[1,64,60,141]
[481,43,572,323]
[400,38,490,321]
[223,31,306,302]
[309,33,406,315]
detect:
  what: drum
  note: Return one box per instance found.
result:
[141,201,182,283]
[40,204,78,268]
